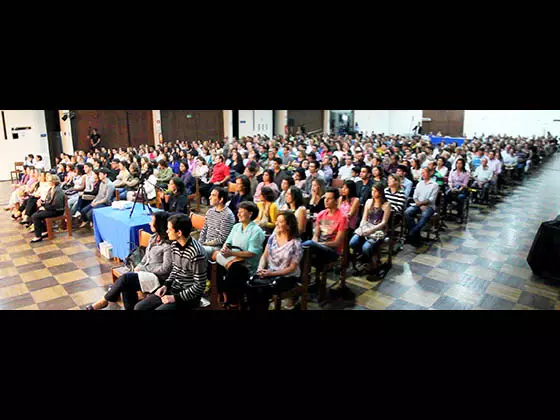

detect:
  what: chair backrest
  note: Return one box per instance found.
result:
[191,213,206,231]
[300,245,311,288]
[14,161,24,171]
[115,189,120,201]
[138,229,151,248]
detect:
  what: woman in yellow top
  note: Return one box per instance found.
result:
[255,186,278,233]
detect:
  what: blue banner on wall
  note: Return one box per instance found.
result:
[429,135,466,146]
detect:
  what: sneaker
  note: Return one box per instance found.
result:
[72,211,81,219]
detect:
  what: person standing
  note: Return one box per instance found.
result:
[89,128,102,151]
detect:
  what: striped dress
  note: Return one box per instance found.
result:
[384,187,407,214]
[164,237,208,303]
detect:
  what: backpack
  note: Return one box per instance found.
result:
[125,243,146,271]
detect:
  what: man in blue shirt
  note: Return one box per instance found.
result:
[396,165,413,200]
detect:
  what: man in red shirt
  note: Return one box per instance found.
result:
[200,154,230,200]
[302,187,348,267]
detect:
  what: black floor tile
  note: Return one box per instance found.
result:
[48,262,80,275]
[36,250,65,260]
[17,262,47,274]
[0,275,23,288]
[493,272,526,289]
[407,262,434,276]
[474,257,504,272]
[386,299,429,310]
[457,274,490,294]
[417,278,448,295]
[0,293,35,310]
[517,291,556,310]
[432,295,474,310]
[37,295,77,310]
[478,294,516,310]
[374,280,410,299]
[438,259,471,274]
[62,278,99,295]
[26,276,59,292]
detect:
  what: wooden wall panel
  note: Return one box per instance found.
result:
[74,110,129,151]
[422,110,465,137]
[160,110,224,143]
[287,110,323,135]
[127,110,154,147]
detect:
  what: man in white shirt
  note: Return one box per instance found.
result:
[34,155,46,171]
[338,155,355,180]
[404,167,439,247]
[473,157,493,203]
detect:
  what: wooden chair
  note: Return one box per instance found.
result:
[314,229,350,304]
[45,195,72,240]
[190,213,206,231]
[111,229,152,283]
[271,245,311,310]
[115,189,121,201]
[10,162,24,184]
[187,177,200,213]
[205,260,224,310]
[419,191,444,241]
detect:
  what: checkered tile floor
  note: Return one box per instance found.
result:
[1,154,560,310]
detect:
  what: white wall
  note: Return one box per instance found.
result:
[223,110,233,139]
[152,110,162,146]
[238,110,254,138]
[253,110,273,138]
[274,110,287,136]
[0,110,50,181]
[464,110,560,138]
[388,110,423,136]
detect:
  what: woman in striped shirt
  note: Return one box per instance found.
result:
[384,174,407,214]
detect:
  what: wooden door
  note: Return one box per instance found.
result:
[287,110,323,135]
[422,110,465,137]
[127,110,154,147]
[74,110,129,151]
[161,110,224,143]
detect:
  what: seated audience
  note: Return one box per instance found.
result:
[405,167,439,247]
[285,185,307,237]
[228,175,253,219]
[199,187,236,258]
[349,184,391,274]
[473,157,493,203]
[246,211,303,311]
[255,186,279,233]
[302,187,348,268]
[338,180,360,230]
[275,176,295,210]
[160,177,189,214]
[135,213,207,310]
[254,169,279,203]
[87,211,173,310]
[384,174,407,214]
[30,175,65,243]
[80,168,115,228]
[217,201,265,309]
[308,177,326,215]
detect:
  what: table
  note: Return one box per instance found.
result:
[92,204,157,260]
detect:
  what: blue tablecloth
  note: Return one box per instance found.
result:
[430,136,466,146]
[92,204,156,260]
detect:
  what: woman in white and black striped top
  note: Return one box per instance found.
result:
[384,174,407,214]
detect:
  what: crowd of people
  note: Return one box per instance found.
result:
[4,131,558,310]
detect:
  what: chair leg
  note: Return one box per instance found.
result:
[46,219,54,240]
[319,272,327,302]
[274,296,282,311]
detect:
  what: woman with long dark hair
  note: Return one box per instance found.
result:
[349,183,391,275]
[246,211,303,311]
[338,180,360,230]
[285,185,307,237]
[254,169,279,203]
[161,177,189,214]
[86,211,173,310]
[178,159,194,195]
[228,175,253,218]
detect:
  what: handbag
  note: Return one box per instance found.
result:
[246,274,279,290]
[355,222,384,240]
[125,244,145,271]
[212,245,244,270]
[82,193,96,201]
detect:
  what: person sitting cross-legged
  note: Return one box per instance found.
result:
[135,213,207,310]
[301,187,348,269]
[86,211,173,310]
[79,168,115,228]
[404,167,439,247]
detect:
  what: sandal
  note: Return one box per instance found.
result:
[84,304,94,310]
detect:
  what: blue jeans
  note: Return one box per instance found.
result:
[405,205,435,239]
[82,203,108,222]
[117,188,127,200]
[349,234,381,259]
[301,240,339,267]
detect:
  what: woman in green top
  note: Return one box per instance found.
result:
[156,159,174,188]
[217,201,265,310]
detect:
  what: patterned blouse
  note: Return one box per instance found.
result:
[266,232,303,278]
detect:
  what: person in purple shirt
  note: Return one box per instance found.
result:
[446,158,470,223]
